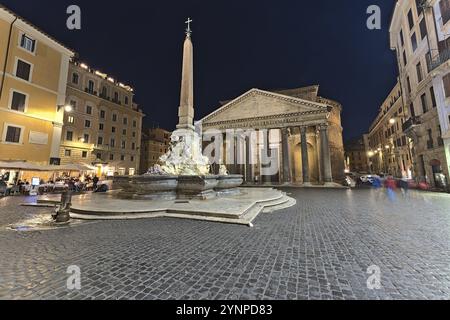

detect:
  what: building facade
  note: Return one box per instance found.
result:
[0,6,74,166]
[345,135,370,174]
[367,81,413,177]
[61,61,144,176]
[140,127,171,174]
[200,86,345,185]
[390,0,449,188]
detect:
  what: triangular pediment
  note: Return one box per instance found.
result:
[201,89,328,124]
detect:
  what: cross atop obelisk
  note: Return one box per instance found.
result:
[177,18,195,130]
[185,17,193,37]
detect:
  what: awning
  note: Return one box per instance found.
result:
[0,161,47,171]
[0,161,96,172]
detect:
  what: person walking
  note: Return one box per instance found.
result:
[93,176,99,191]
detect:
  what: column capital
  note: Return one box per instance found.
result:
[318,123,329,131]
[300,126,308,135]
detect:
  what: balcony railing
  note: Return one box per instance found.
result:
[427,44,450,71]
[402,116,422,133]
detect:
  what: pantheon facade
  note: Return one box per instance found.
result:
[199,86,345,185]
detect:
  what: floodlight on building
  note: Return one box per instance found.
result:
[80,63,89,70]
[389,118,396,124]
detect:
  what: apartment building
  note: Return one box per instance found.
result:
[61,61,145,176]
[367,82,413,178]
[344,135,370,174]
[390,0,449,188]
[0,5,74,165]
[140,127,171,174]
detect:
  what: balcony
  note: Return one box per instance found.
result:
[427,40,450,71]
[402,116,422,133]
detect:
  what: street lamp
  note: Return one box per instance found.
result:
[57,104,73,112]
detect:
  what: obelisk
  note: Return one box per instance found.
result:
[177,18,195,131]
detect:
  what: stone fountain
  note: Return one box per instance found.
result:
[115,21,243,201]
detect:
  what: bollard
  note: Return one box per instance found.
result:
[53,190,72,223]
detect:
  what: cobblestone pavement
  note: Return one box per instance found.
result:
[1,188,450,300]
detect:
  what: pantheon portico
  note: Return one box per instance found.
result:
[199,86,345,185]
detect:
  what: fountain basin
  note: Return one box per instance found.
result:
[178,175,219,200]
[112,175,132,190]
[215,175,244,196]
[128,175,179,200]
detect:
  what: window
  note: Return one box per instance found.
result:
[132,132,136,138]
[400,29,405,47]
[67,116,74,124]
[5,126,22,143]
[123,117,128,125]
[88,80,94,94]
[112,126,116,133]
[410,103,416,118]
[407,76,412,93]
[110,138,115,148]
[101,86,107,97]
[131,156,134,162]
[85,120,91,128]
[86,105,92,115]
[408,10,414,30]
[421,93,428,114]
[65,150,71,157]
[20,34,36,53]
[403,50,408,66]
[70,100,77,110]
[99,123,104,131]
[419,18,427,40]
[72,73,79,84]
[15,60,32,81]
[83,134,89,143]
[121,141,126,149]
[416,62,423,82]
[112,114,117,122]
[427,129,434,149]
[96,153,102,160]
[82,151,88,158]
[430,86,437,107]
[110,154,114,161]
[66,131,73,141]
[444,73,450,97]
[121,155,125,161]
[98,136,103,145]
[114,92,119,102]
[132,142,135,150]
[122,129,127,136]
[133,120,137,128]
[416,0,424,15]
[100,110,106,119]
[440,0,450,25]
[124,96,129,105]
[10,91,26,112]
[411,33,418,52]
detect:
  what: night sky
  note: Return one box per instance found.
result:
[2,0,397,141]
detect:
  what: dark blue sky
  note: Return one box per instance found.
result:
[2,0,397,140]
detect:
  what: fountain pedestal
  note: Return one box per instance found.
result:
[178,175,219,200]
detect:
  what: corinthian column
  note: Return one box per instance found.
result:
[320,124,333,184]
[300,126,311,185]
[281,128,291,183]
